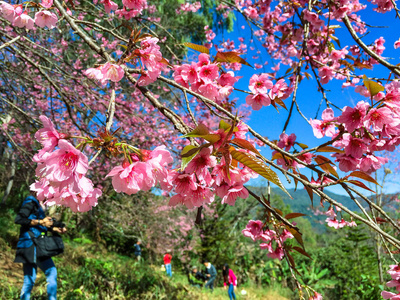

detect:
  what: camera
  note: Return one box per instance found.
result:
[51,218,65,228]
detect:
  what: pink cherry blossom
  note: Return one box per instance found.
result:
[13,12,34,29]
[40,0,53,8]
[381,291,400,300]
[245,93,271,110]
[34,11,58,29]
[337,101,369,132]
[101,62,124,82]
[43,139,88,182]
[242,220,264,241]
[310,108,336,138]
[0,1,16,22]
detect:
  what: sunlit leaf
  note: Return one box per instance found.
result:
[314,155,338,178]
[219,120,231,131]
[230,150,291,197]
[297,143,308,149]
[271,152,283,161]
[273,97,287,110]
[231,138,261,156]
[316,146,344,153]
[118,44,128,50]
[214,51,253,68]
[354,62,373,70]
[346,180,376,193]
[202,134,221,143]
[286,226,304,248]
[349,171,379,185]
[181,145,200,170]
[183,124,209,138]
[183,42,210,54]
[363,75,384,97]
[285,212,307,220]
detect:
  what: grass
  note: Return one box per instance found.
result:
[0,235,293,300]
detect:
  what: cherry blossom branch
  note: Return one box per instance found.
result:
[0,35,21,51]
[342,15,400,76]
[183,90,198,127]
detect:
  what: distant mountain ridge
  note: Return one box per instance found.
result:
[247,186,361,232]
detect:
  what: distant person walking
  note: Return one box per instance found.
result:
[14,195,67,300]
[163,251,172,277]
[222,264,237,300]
[134,240,142,262]
[203,260,217,291]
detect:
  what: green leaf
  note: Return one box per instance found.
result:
[182,124,209,138]
[363,75,384,97]
[219,120,231,131]
[202,134,221,143]
[183,42,210,54]
[181,145,200,170]
[230,150,291,198]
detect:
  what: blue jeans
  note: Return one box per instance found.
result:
[228,283,236,300]
[165,263,172,277]
[205,276,216,291]
[21,258,57,300]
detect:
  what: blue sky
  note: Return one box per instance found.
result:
[212,6,400,196]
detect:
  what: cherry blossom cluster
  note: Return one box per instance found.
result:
[381,265,400,300]
[94,0,147,18]
[0,1,58,30]
[242,220,294,260]
[106,145,174,195]
[30,115,102,212]
[176,2,201,14]
[84,62,125,84]
[84,36,165,86]
[272,133,314,171]
[245,74,292,111]
[325,206,357,229]
[311,81,400,173]
[173,53,239,103]
[169,122,258,209]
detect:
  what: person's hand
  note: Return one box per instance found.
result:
[234,286,237,290]
[40,217,53,228]
[224,286,227,290]
[53,227,67,234]
[207,274,211,277]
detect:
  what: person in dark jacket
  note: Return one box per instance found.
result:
[15,195,66,300]
[188,266,206,288]
[203,260,217,291]
[134,240,142,262]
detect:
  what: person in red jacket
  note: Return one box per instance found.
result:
[163,251,172,277]
[222,264,237,300]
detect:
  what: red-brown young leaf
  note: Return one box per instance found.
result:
[286,252,296,269]
[346,180,376,193]
[159,57,173,67]
[273,97,287,110]
[314,155,339,178]
[182,42,210,54]
[214,51,253,68]
[285,212,307,220]
[349,171,379,185]
[230,138,261,156]
[292,246,312,259]
[375,217,388,224]
[285,225,304,248]
[271,152,284,161]
[299,173,313,205]
[274,208,283,216]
